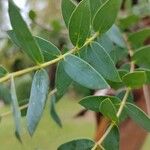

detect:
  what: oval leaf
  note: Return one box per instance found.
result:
[119,14,139,30]
[125,103,150,132]
[128,28,150,48]
[35,36,61,62]
[102,126,119,150]
[79,96,120,112]
[8,0,44,64]
[10,76,22,142]
[106,25,126,48]
[63,54,109,90]
[99,98,118,122]
[57,139,95,150]
[96,34,114,54]
[137,68,150,84]
[50,94,62,127]
[132,46,150,69]
[27,69,49,136]
[93,0,121,34]
[80,42,121,82]
[122,71,146,89]
[61,0,76,27]
[69,0,91,47]
[89,0,104,21]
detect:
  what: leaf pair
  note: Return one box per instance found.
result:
[8,0,44,64]
[8,1,62,64]
[8,30,61,62]
[80,96,120,122]
[10,69,49,138]
[62,0,121,47]
[80,95,150,133]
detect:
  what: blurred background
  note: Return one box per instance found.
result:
[0,0,150,149]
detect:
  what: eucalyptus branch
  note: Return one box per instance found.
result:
[91,88,131,150]
[92,34,135,149]
[0,32,99,84]
[0,88,57,119]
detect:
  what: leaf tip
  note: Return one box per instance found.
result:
[15,131,22,143]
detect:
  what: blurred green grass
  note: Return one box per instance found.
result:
[0,94,150,150]
[142,135,150,150]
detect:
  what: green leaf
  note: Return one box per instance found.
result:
[102,126,119,150]
[7,30,61,62]
[61,0,76,27]
[27,69,49,136]
[35,36,61,62]
[137,68,150,84]
[108,69,128,90]
[57,139,95,150]
[99,98,118,122]
[10,76,22,142]
[79,96,120,112]
[96,34,114,54]
[0,84,11,104]
[0,66,8,78]
[109,46,128,65]
[80,42,121,82]
[89,0,104,21]
[125,103,150,132]
[8,0,44,64]
[55,62,72,101]
[119,15,139,30]
[7,30,21,48]
[128,28,150,48]
[132,45,150,69]
[50,94,62,127]
[93,0,121,34]
[63,54,109,90]
[122,71,146,89]
[107,25,126,48]
[69,0,91,47]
